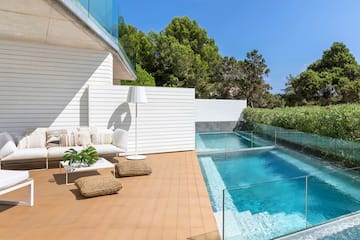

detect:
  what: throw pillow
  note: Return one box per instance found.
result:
[17,136,29,149]
[91,129,113,144]
[112,129,128,150]
[78,131,91,146]
[28,134,46,148]
[46,129,67,148]
[0,132,17,158]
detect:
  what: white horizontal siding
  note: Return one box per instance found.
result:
[0,40,113,134]
[89,86,195,154]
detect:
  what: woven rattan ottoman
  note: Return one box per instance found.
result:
[75,175,122,198]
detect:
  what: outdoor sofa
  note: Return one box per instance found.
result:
[0,128,128,169]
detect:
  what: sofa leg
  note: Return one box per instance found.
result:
[46,158,48,169]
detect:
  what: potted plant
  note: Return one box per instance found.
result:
[63,146,99,167]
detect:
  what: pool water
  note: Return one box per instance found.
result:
[196,132,271,152]
[196,134,360,240]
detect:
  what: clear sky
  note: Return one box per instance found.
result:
[121,0,360,93]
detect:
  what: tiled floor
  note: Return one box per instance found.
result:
[0,151,219,240]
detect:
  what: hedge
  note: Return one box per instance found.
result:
[242,104,360,142]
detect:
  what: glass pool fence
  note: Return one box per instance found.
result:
[222,167,360,240]
[250,124,360,164]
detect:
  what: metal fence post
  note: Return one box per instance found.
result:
[222,189,225,240]
[305,176,309,228]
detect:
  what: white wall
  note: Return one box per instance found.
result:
[0,40,113,134]
[195,99,247,122]
[89,86,195,154]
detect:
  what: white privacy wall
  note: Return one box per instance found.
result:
[89,86,195,154]
[195,99,247,122]
[0,40,113,134]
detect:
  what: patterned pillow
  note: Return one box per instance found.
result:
[46,129,67,148]
[91,129,113,144]
[59,129,78,147]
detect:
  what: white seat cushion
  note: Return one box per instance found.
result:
[2,148,47,161]
[47,146,83,158]
[91,144,125,155]
[0,170,29,189]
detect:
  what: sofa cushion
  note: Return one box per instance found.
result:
[2,148,47,161]
[0,133,17,159]
[47,146,83,159]
[0,170,29,189]
[115,161,152,177]
[91,144,125,155]
[75,175,122,198]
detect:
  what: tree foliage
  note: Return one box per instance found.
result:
[119,17,280,107]
[122,64,156,86]
[285,42,360,106]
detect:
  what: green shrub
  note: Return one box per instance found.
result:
[243,104,360,141]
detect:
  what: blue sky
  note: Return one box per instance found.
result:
[121,0,360,93]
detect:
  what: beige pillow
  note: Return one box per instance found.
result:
[91,129,113,144]
[28,134,46,148]
[78,131,91,146]
[17,136,29,149]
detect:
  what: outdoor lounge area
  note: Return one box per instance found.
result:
[0,151,219,240]
[2,1,360,239]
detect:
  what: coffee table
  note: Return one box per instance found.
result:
[59,158,115,185]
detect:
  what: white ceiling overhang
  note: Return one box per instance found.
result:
[0,0,136,81]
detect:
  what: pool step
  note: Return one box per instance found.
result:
[222,210,306,240]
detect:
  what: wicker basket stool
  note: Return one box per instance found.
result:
[75,175,122,198]
[116,161,152,177]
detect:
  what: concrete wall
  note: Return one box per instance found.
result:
[195,99,247,132]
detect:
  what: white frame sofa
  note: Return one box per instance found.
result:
[0,170,34,206]
[0,128,128,169]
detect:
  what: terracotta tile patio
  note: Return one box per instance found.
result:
[0,151,219,240]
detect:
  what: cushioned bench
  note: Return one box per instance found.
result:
[75,175,122,198]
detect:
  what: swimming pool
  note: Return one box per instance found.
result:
[196,133,360,240]
[196,132,272,153]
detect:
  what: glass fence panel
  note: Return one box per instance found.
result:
[71,0,120,43]
[223,178,307,240]
[196,131,275,153]
[307,169,360,228]
[253,124,360,163]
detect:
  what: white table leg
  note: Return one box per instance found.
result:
[29,180,34,206]
[66,172,68,185]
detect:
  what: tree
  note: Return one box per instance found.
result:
[119,24,155,72]
[122,64,156,86]
[235,50,271,107]
[285,42,360,106]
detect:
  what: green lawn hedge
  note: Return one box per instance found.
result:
[242,104,360,142]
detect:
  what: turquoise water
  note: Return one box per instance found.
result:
[196,134,360,240]
[196,132,271,152]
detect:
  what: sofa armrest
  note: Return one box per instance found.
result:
[112,129,128,152]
